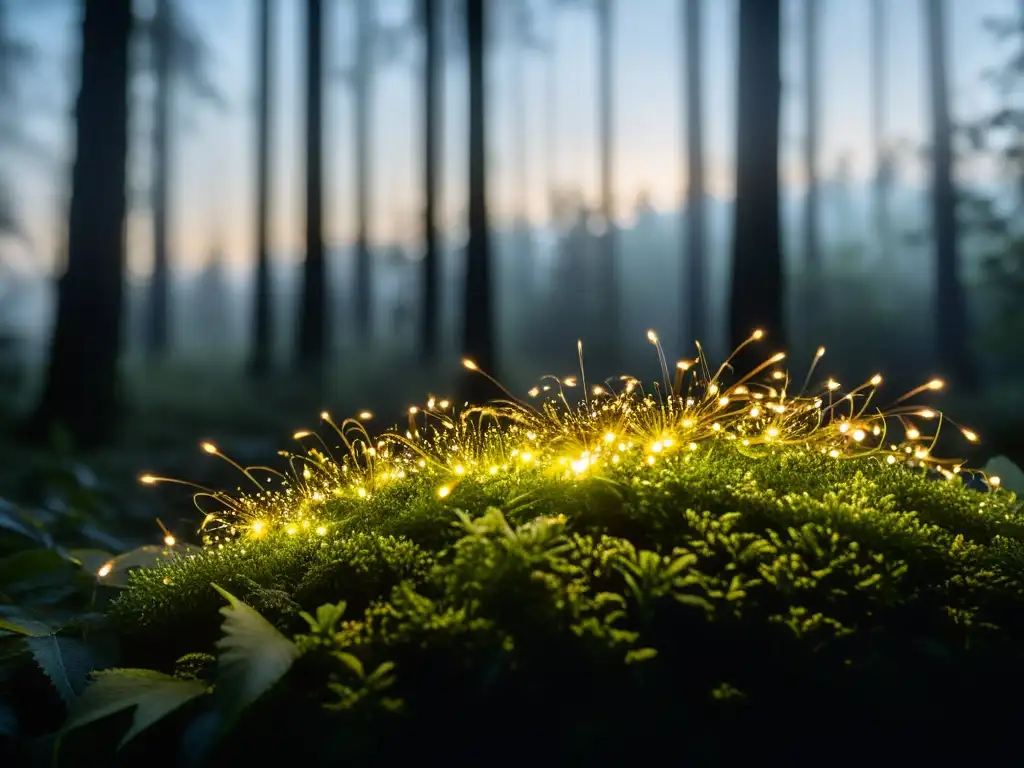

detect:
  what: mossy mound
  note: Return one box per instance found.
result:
[103,445,1024,763]
[94,347,1024,763]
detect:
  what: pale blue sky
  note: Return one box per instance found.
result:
[2,0,1017,276]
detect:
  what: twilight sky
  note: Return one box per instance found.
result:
[2,0,1017,277]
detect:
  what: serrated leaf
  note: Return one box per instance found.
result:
[62,668,207,749]
[211,583,299,726]
[982,455,1024,496]
[26,635,92,705]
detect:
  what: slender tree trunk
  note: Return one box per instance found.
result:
[871,0,888,265]
[297,0,326,367]
[420,0,440,363]
[803,0,820,325]
[596,0,617,362]
[511,2,532,308]
[728,0,784,356]
[354,0,373,343]
[250,0,273,375]
[147,0,172,358]
[31,0,132,447]
[544,37,557,224]
[683,0,706,348]
[463,0,497,400]
[924,0,975,392]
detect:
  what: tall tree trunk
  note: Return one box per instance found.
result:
[870,0,889,265]
[462,0,497,401]
[510,1,532,313]
[147,0,172,358]
[31,0,132,448]
[544,35,556,224]
[596,0,617,362]
[924,0,975,392]
[683,0,706,348]
[728,0,784,356]
[803,0,820,325]
[297,0,326,367]
[354,0,372,344]
[420,0,440,363]
[250,0,273,375]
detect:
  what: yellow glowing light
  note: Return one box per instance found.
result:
[357,488,367,498]
[438,485,451,498]
[990,476,1001,487]
[816,346,825,357]
[409,406,419,415]
[98,562,113,578]
[251,521,266,536]
[316,526,327,535]
[752,329,764,340]
[164,535,176,547]
[293,430,311,439]
[907,429,920,440]
[647,330,658,343]
[852,429,866,442]
[927,379,944,391]
[454,464,465,475]
[462,359,478,370]
[139,474,157,485]
[870,375,882,386]
[358,411,372,420]
[961,429,978,442]
[201,442,217,454]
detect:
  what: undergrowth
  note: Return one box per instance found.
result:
[6,331,1024,765]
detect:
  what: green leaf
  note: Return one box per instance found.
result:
[0,548,73,594]
[97,544,201,588]
[625,647,658,664]
[62,668,207,749]
[68,548,114,576]
[0,612,52,636]
[26,635,93,705]
[982,455,1024,496]
[211,583,299,726]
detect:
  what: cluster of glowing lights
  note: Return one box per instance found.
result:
[132,330,999,563]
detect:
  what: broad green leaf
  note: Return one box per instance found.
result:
[0,548,73,594]
[62,668,207,749]
[98,544,200,588]
[26,635,93,705]
[68,549,114,576]
[0,617,51,636]
[982,455,1024,496]
[211,583,299,725]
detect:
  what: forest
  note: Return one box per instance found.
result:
[1,0,1024,764]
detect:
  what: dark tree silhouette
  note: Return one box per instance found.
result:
[596,0,617,362]
[802,0,821,323]
[682,0,706,347]
[146,0,171,359]
[30,0,131,447]
[728,0,785,356]
[140,0,225,360]
[924,0,975,392]
[419,0,441,363]
[250,0,274,375]
[353,0,372,344]
[462,0,497,401]
[298,0,326,368]
[871,0,890,264]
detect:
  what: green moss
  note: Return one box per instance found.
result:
[101,360,1024,761]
